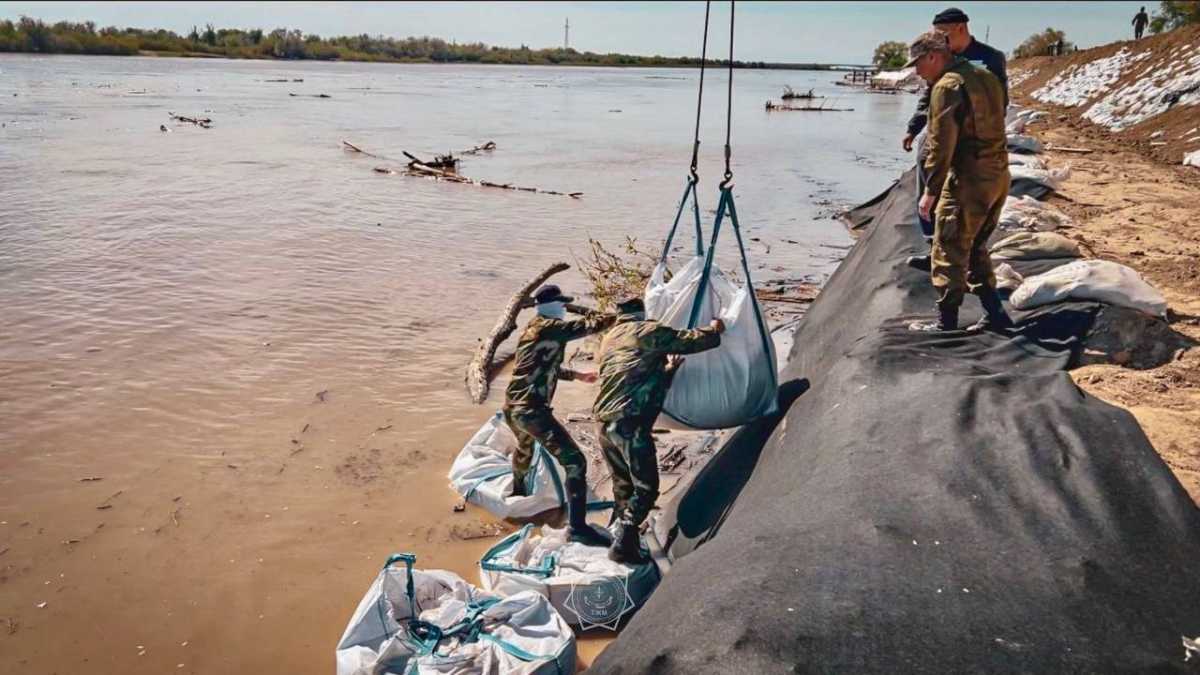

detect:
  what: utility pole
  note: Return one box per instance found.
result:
[985,25,990,43]
[564,17,570,50]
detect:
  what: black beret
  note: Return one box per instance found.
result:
[932,7,969,24]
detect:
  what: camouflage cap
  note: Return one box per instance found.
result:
[903,30,951,68]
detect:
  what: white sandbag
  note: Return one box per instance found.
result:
[1185,149,1200,168]
[991,231,1081,260]
[644,255,778,429]
[479,524,660,631]
[1007,133,1044,154]
[1010,259,1168,318]
[998,195,1073,231]
[448,412,608,519]
[995,263,1025,291]
[1010,163,1070,191]
[337,554,576,675]
[1008,153,1047,169]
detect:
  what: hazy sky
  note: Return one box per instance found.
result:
[1,1,1154,63]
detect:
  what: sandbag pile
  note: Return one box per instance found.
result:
[1010,259,1169,317]
[1010,163,1071,191]
[479,524,660,631]
[448,412,608,519]
[990,231,1082,260]
[1007,133,1044,154]
[998,195,1073,231]
[1005,108,1046,135]
[644,256,778,429]
[1009,153,1047,169]
[336,554,576,675]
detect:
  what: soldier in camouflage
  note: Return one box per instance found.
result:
[905,30,1014,333]
[504,284,615,547]
[593,296,725,564]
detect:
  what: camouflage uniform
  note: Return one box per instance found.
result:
[592,315,721,526]
[924,57,1010,311]
[504,312,614,485]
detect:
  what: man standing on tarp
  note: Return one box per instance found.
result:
[902,7,1007,273]
[906,30,1013,333]
[1133,7,1150,40]
[592,296,724,563]
[504,284,615,547]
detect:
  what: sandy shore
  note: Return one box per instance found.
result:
[1009,71,1200,504]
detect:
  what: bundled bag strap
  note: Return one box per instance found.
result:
[479,524,560,578]
[660,178,706,263]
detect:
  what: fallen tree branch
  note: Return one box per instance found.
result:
[346,141,581,199]
[168,113,212,128]
[461,141,497,155]
[465,262,571,404]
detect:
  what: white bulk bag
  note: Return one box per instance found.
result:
[991,232,1081,260]
[1010,259,1168,317]
[999,195,1073,231]
[479,524,660,631]
[644,255,778,429]
[448,412,609,519]
[336,554,576,675]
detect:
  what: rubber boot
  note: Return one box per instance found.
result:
[908,306,958,332]
[608,520,650,565]
[968,289,1014,333]
[565,477,612,547]
[906,255,932,272]
[509,472,528,498]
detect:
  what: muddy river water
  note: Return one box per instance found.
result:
[0,54,914,672]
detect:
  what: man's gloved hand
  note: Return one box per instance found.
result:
[709,318,727,334]
[665,355,685,374]
[903,133,915,152]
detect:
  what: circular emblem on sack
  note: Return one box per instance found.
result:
[563,575,634,631]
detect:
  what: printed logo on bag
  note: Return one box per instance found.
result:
[563,576,634,631]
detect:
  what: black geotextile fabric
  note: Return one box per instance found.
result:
[591,169,1200,674]
[844,172,1051,232]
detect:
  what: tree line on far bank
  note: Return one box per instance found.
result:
[870,0,1199,69]
[0,17,785,68]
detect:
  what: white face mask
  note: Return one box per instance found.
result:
[537,301,566,319]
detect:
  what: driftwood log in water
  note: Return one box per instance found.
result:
[461,141,497,155]
[465,262,570,404]
[344,140,582,198]
[169,113,212,128]
[765,101,854,112]
[402,150,459,170]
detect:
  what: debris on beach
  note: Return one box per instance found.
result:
[290,92,331,98]
[78,476,103,482]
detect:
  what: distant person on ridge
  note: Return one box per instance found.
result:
[503,284,615,547]
[592,296,724,564]
[904,31,1013,333]
[902,7,1007,273]
[1133,7,1150,40]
